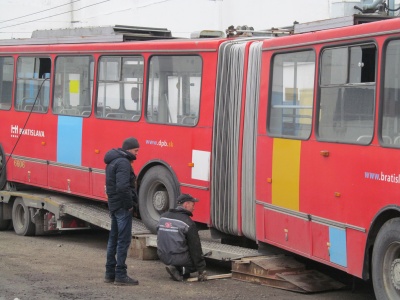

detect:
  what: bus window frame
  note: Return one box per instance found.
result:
[52,54,95,117]
[379,37,400,148]
[15,55,52,114]
[95,54,144,121]
[145,54,203,127]
[0,56,14,111]
[316,41,377,145]
[267,48,316,140]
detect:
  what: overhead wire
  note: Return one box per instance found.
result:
[0,0,110,30]
[0,0,81,24]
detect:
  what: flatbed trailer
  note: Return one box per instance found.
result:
[0,188,347,293]
[0,188,260,260]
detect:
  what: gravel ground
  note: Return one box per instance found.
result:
[0,228,376,300]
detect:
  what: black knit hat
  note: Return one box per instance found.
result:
[122,137,140,150]
[177,194,199,205]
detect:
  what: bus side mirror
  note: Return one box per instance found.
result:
[131,87,139,103]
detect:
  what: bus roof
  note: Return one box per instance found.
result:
[0,25,175,46]
[261,15,400,51]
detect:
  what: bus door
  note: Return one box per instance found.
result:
[11,56,51,188]
[48,56,94,196]
[304,43,377,268]
[261,49,316,255]
[0,56,14,189]
[90,55,144,200]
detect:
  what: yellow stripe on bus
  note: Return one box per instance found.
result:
[272,138,301,211]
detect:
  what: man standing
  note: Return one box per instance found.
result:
[157,194,207,282]
[104,137,140,286]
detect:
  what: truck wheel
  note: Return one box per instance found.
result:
[0,203,11,230]
[0,145,7,190]
[12,198,35,236]
[372,217,400,300]
[139,166,179,233]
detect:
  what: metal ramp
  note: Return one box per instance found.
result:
[61,202,150,235]
[0,189,261,261]
[61,200,261,261]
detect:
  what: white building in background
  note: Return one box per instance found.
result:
[0,0,399,40]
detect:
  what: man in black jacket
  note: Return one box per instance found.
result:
[104,137,140,286]
[157,194,207,282]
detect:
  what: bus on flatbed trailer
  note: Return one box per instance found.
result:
[0,187,260,261]
[1,15,400,299]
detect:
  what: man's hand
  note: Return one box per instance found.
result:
[198,270,207,281]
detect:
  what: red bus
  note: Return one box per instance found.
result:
[0,34,224,234]
[0,17,400,299]
[255,17,400,299]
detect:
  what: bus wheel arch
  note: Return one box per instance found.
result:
[371,217,400,300]
[138,163,180,234]
[0,144,7,190]
[362,207,400,281]
[12,197,36,236]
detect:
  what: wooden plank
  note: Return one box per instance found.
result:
[186,273,232,282]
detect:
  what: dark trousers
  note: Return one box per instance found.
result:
[105,208,133,279]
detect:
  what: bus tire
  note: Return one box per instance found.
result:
[139,166,179,234]
[372,217,400,300]
[12,197,35,236]
[0,145,7,190]
[0,203,11,230]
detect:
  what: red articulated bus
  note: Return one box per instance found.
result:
[0,31,224,234]
[1,17,400,298]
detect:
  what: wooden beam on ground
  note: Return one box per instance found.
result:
[186,273,232,282]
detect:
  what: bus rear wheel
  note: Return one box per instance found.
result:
[139,166,179,233]
[12,198,36,236]
[372,217,400,300]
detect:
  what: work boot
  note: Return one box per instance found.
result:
[104,275,115,283]
[165,265,183,281]
[114,276,139,286]
[181,266,191,280]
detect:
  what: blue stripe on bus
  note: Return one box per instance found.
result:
[57,116,82,166]
[329,227,347,267]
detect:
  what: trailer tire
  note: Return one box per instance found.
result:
[139,166,179,234]
[372,217,400,300]
[12,198,35,236]
[0,203,11,230]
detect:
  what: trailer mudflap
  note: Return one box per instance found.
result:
[231,255,345,293]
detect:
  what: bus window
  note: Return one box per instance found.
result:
[382,40,400,147]
[96,56,143,121]
[53,56,94,116]
[318,44,376,144]
[15,57,51,113]
[268,50,315,139]
[147,55,201,126]
[0,57,13,110]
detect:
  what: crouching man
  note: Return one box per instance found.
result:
[157,194,207,282]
